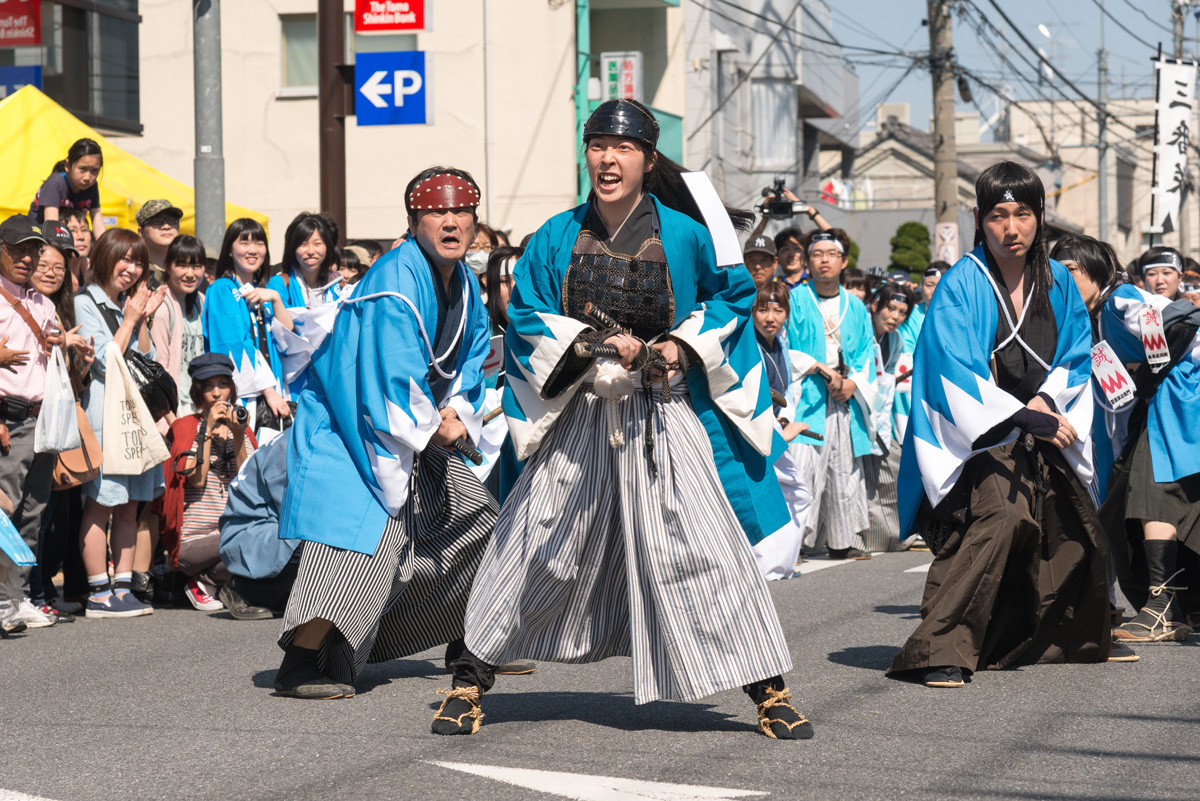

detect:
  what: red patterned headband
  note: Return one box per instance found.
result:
[408,174,481,211]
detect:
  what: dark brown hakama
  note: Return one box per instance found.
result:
[889,437,1112,677]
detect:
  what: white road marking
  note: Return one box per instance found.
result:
[795,556,857,575]
[430,761,768,801]
[904,562,932,574]
[0,790,64,801]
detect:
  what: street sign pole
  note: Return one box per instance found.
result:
[319,0,347,236]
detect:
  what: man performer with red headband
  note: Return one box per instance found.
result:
[271,167,513,702]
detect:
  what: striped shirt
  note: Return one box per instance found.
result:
[181,435,254,539]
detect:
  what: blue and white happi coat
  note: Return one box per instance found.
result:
[501,195,789,544]
[266,269,345,400]
[897,244,1095,536]
[280,238,491,554]
[782,284,877,457]
[1098,283,1200,484]
[201,276,287,400]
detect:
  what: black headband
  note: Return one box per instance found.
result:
[808,231,844,254]
[887,293,910,306]
[923,266,942,279]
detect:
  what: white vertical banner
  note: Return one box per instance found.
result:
[1152,58,1198,233]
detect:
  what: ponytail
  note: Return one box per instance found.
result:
[52,138,103,179]
[643,150,755,232]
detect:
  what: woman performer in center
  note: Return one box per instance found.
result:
[437,99,811,740]
[888,161,1111,689]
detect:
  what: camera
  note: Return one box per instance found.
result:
[231,405,249,426]
[758,178,808,220]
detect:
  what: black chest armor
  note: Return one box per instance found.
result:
[563,231,674,341]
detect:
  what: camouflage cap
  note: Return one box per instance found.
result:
[136,199,183,227]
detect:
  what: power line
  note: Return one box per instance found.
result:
[969,0,1143,139]
[1087,0,1157,50]
[703,0,919,59]
[1118,0,1175,35]
[687,1,803,142]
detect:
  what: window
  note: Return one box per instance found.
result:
[280,13,416,96]
[0,1,142,133]
[752,79,797,169]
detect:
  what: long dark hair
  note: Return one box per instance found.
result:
[215,219,270,284]
[165,234,206,316]
[281,212,339,286]
[973,160,1052,320]
[485,245,523,330]
[1049,235,1120,316]
[53,138,103,176]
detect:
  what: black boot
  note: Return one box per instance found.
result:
[130,571,154,603]
[1114,540,1192,643]
[744,676,813,740]
[274,644,354,699]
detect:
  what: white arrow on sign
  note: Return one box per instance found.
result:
[430,761,768,801]
[359,70,392,109]
[360,69,424,109]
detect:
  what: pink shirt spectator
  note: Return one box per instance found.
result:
[0,273,55,402]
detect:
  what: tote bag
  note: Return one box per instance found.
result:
[34,347,82,454]
[101,342,170,475]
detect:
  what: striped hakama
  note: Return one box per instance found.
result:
[279,447,497,684]
[795,401,869,552]
[464,384,794,705]
[861,440,905,552]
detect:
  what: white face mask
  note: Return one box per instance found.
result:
[464,250,489,275]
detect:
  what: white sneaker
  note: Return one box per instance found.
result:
[0,599,28,634]
[18,598,57,628]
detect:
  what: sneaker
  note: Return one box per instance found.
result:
[18,598,56,628]
[86,593,155,618]
[49,598,84,615]
[0,600,28,634]
[185,578,224,612]
[38,603,74,623]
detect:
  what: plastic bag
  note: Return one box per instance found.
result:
[0,512,36,567]
[34,347,81,454]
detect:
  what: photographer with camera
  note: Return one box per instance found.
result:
[747,180,831,289]
[157,353,260,612]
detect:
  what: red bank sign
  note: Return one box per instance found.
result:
[355,0,425,33]
[0,0,41,47]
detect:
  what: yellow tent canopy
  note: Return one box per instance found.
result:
[0,86,267,244]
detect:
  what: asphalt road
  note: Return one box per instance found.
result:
[2,549,1197,801]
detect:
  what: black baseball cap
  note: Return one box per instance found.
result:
[0,215,48,247]
[188,352,236,383]
[43,221,79,257]
[744,235,777,258]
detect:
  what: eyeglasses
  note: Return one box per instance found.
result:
[33,262,66,277]
[145,215,180,229]
[808,248,843,261]
[3,241,45,261]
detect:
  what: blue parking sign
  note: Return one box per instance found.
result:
[0,65,42,101]
[355,51,429,126]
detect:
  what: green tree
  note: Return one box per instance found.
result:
[847,238,860,270]
[889,221,931,273]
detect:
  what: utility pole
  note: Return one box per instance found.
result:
[1097,5,1108,243]
[1174,0,1191,257]
[928,0,958,262]
[193,0,224,251]
[318,0,347,236]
